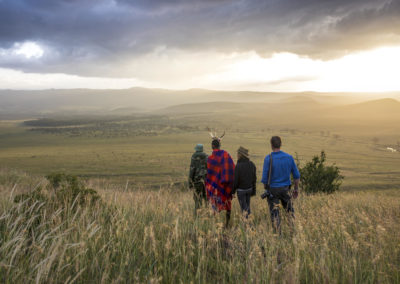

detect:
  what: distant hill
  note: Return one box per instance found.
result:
[0,87,399,119]
[159,101,245,115]
[0,88,281,118]
[158,98,327,119]
[326,98,400,120]
[279,95,321,106]
[348,98,400,112]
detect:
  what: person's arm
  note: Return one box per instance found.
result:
[252,162,257,190]
[261,156,269,186]
[291,157,300,198]
[293,178,299,190]
[203,154,208,180]
[188,156,195,188]
[233,165,239,194]
[221,152,235,185]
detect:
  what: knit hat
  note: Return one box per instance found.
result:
[194,144,204,152]
[237,146,249,158]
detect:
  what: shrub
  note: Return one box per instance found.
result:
[1,174,117,283]
[45,172,100,206]
[12,173,103,239]
[14,173,101,209]
[297,151,343,194]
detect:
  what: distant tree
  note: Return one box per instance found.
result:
[297,151,344,194]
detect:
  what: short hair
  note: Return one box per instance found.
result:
[212,139,220,149]
[270,136,282,149]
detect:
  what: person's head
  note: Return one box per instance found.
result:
[270,136,282,150]
[194,144,203,152]
[237,146,249,160]
[212,139,220,150]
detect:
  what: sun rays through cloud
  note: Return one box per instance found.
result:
[0,0,399,92]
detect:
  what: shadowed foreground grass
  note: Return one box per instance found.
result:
[0,179,399,283]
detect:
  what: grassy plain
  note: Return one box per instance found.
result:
[0,93,399,282]
[0,111,399,190]
[0,173,399,283]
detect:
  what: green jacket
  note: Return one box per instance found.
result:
[189,151,208,186]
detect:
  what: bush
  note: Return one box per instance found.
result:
[12,173,103,240]
[14,172,101,209]
[298,151,344,194]
[1,174,117,283]
[45,172,100,206]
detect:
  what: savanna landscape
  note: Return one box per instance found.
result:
[1,0,400,283]
[1,88,399,283]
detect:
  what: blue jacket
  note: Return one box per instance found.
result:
[261,151,300,188]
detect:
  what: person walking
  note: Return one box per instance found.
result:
[205,132,235,228]
[261,136,300,233]
[233,146,256,218]
[188,144,208,213]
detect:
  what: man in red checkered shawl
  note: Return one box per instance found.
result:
[205,130,235,227]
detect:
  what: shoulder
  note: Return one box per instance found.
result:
[221,150,231,158]
[280,151,296,162]
[222,151,235,164]
[280,151,293,158]
[199,152,208,158]
[245,160,256,170]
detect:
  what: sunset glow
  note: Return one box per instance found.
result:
[1,0,399,92]
[1,46,399,92]
[201,46,400,92]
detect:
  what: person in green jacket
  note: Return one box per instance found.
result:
[189,144,208,213]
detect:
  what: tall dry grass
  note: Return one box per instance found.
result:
[0,177,399,283]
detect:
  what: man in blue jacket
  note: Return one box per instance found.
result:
[261,136,300,232]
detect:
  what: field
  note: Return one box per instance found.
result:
[0,89,400,282]
[0,108,399,190]
[0,173,399,283]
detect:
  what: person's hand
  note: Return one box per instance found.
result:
[292,188,299,199]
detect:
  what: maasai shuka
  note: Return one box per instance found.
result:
[205,149,235,211]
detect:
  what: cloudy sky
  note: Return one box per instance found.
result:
[0,0,400,91]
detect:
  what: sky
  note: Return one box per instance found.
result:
[0,0,400,91]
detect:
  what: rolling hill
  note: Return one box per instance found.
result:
[0,87,399,119]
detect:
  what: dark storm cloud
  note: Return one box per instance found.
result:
[0,0,399,77]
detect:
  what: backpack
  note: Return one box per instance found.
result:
[191,152,208,182]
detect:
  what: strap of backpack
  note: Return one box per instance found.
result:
[267,152,273,187]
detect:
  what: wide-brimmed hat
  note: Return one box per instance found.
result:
[194,144,204,152]
[237,146,249,158]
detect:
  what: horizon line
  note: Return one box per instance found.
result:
[1,86,400,94]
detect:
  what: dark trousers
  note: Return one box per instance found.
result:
[237,188,252,218]
[193,182,207,211]
[267,186,294,232]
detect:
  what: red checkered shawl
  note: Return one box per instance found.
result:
[205,149,235,211]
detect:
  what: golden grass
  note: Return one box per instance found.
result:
[0,179,399,283]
